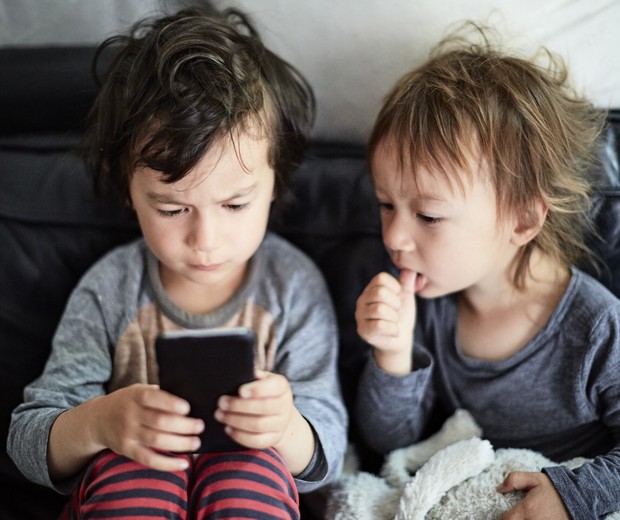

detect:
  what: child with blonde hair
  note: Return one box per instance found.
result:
[355,25,619,519]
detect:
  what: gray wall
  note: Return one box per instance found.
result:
[1,0,618,144]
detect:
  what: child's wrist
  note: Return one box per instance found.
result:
[373,346,412,376]
[274,408,314,475]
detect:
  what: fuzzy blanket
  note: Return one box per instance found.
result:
[326,410,620,520]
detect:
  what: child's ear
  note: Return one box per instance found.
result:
[510,197,548,246]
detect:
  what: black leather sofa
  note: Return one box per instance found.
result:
[1,46,619,519]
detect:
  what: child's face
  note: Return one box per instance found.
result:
[130,131,275,305]
[371,141,519,298]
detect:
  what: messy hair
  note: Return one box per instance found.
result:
[83,6,315,205]
[368,23,606,288]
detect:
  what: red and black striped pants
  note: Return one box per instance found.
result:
[59,448,299,519]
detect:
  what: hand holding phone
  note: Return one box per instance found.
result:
[156,327,256,453]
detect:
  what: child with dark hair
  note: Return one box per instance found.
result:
[8,7,347,519]
[355,25,619,519]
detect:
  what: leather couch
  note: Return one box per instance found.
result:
[1,46,618,519]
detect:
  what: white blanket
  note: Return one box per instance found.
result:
[326,410,620,520]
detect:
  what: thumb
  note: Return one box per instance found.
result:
[399,269,417,295]
[399,269,417,331]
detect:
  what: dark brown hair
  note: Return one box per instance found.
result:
[369,24,606,288]
[83,6,315,205]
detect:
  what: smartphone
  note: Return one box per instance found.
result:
[155,327,256,453]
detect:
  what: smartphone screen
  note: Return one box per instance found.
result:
[156,327,256,453]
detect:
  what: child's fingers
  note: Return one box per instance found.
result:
[362,301,400,322]
[361,273,402,307]
[215,407,280,432]
[356,291,401,336]
[214,404,290,450]
[357,317,400,339]
[223,426,275,450]
[497,471,538,493]
[136,385,191,415]
[254,369,269,379]
[399,269,417,295]
[216,373,292,417]
[356,272,409,328]
[123,384,204,437]
[108,410,202,468]
[238,372,289,399]
[398,269,417,329]
[371,271,401,291]
[139,406,204,436]
[137,426,202,454]
[355,270,417,357]
[128,444,191,472]
[217,393,285,416]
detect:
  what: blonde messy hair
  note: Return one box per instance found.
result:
[368,23,606,288]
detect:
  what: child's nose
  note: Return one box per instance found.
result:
[383,212,416,253]
[188,213,218,252]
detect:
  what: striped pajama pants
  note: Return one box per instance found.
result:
[59,448,299,519]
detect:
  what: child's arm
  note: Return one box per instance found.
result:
[209,235,348,493]
[355,269,417,375]
[47,384,205,479]
[354,269,438,454]
[212,237,348,492]
[215,371,315,476]
[499,291,620,518]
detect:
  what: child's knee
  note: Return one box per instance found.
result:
[72,450,190,517]
[191,449,300,519]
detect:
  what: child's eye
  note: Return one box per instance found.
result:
[416,213,442,225]
[157,208,187,218]
[225,203,249,212]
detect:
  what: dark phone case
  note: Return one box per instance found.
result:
[156,327,256,453]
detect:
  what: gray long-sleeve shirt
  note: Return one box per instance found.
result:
[357,267,620,518]
[8,232,347,495]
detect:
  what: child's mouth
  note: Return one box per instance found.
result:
[414,272,426,293]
